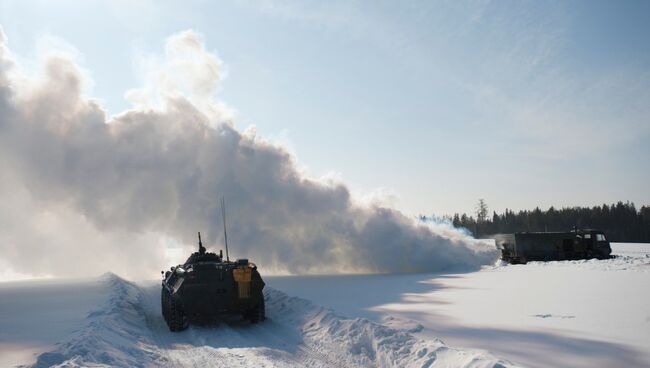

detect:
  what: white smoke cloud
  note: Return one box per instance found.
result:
[0,28,497,279]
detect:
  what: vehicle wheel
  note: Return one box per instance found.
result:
[249,298,266,324]
[162,287,188,332]
[161,287,168,320]
[169,297,188,331]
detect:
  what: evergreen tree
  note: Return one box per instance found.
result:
[447,202,649,242]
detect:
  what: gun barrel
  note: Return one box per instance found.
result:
[198,232,205,254]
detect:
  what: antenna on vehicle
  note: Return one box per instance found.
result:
[221,197,230,262]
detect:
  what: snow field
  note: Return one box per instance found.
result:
[16,274,514,368]
[268,243,650,368]
[3,243,647,368]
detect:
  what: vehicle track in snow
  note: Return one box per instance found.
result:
[140,283,360,368]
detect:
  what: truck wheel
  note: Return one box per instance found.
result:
[249,298,266,324]
[161,287,168,320]
[162,288,188,332]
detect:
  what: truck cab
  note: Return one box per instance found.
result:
[576,229,611,259]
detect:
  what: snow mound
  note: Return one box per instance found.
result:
[28,273,162,368]
[265,288,515,368]
[27,274,515,367]
[380,315,425,333]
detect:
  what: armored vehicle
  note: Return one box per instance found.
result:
[161,232,265,331]
[493,228,612,264]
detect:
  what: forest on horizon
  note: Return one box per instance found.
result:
[423,201,650,243]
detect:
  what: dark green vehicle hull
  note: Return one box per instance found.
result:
[162,253,265,331]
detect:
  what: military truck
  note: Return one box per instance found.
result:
[493,228,612,264]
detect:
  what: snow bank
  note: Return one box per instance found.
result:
[0,277,106,367]
[29,274,162,368]
[26,273,515,367]
[264,288,514,368]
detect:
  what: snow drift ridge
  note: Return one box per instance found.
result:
[27,273,515,368]
[264,288,515,368]
[29,273,162,368]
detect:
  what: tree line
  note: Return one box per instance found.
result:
[423,201,650,242]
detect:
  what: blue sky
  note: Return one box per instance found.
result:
[1,0,648,216]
